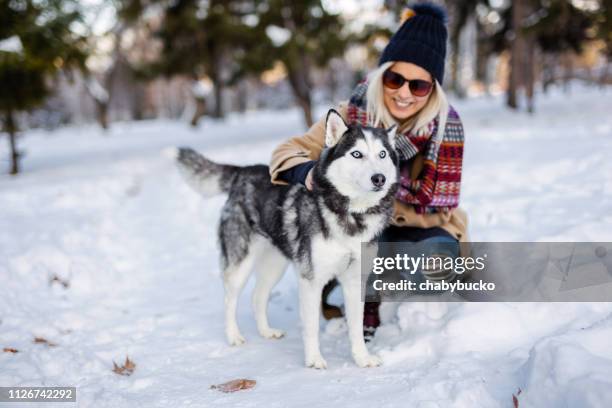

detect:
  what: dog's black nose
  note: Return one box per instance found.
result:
[371,174,386,188]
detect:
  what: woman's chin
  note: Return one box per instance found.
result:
[389,107,416,121]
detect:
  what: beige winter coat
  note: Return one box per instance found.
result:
[269,103,469,243]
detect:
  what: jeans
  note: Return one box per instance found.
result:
[365,226,460,301]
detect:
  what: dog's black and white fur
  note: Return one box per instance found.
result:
[174,110,399,368]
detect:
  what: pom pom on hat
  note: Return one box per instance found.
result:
[400,8,416,24]
[380,2,449,84]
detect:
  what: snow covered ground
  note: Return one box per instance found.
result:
[1,83,612,407]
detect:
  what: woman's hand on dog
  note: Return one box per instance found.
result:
[306,169,314,190]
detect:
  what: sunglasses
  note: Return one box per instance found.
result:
[382,69,434,97]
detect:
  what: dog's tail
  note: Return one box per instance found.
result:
[166,147,240,197]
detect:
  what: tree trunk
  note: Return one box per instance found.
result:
[190,97,207,127]
[328,64,338,104]
[507,0,524,110]
[450,34,467,98]
[214,83,223,118]
[475,18,490,95]
[475,51,486,84]
[285,60,314,128]
[96,100,109,130]
[296,95,313,128]
[563,52,573,92]
[5,111,19,175]
[207,42,225,119]
[449,4,469,98]
[525,41,536,114]
[450,40,462,98]
[290,85,313,128]
[507,57,519,109]
[599,54,611,87]
[8,131,18,175]
[235,80,248,113]
[542,53,554,94]
[90,23,126,130]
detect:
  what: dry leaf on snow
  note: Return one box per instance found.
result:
[112,357,136,376]
[512,387,522,408]
[49,275,70,289]
[3,347,19,353]
[210,379,256,393]
[33,337,57,347]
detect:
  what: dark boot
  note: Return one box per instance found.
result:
[321,279,343,320]
[363,301,381,342]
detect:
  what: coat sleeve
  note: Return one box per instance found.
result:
[269,102,348,185]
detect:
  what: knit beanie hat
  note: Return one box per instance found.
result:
[379,3,448,85]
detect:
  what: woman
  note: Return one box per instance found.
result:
[269,3,468,338]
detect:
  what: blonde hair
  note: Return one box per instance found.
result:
[366,61,449,144]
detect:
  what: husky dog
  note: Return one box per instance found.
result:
[174,109,399,368]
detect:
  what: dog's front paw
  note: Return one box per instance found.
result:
[226,331,246,346]
[353,352,382,368]
[305,354,328,369]
[259,327,285,339]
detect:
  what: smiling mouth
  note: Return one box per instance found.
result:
[393,98,414,109]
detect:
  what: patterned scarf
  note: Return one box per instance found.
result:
[347,81,464,214]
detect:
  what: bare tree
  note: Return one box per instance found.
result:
[507,0,525,109]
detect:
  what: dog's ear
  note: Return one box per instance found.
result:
[385,124,397,150]
[325,109,348,147]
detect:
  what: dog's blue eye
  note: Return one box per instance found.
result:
[379,151,387,158]
[351,151,363,159]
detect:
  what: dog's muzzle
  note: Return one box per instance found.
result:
[371,174,386,190]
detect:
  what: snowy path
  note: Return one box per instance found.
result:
[2,84,612,407]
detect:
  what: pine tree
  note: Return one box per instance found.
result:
[446,0,472,98]
[254,0,347,127]
[128,0,266,123]
[0,0,87,174]
[476,0,596,111]
[123,0,346,127]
